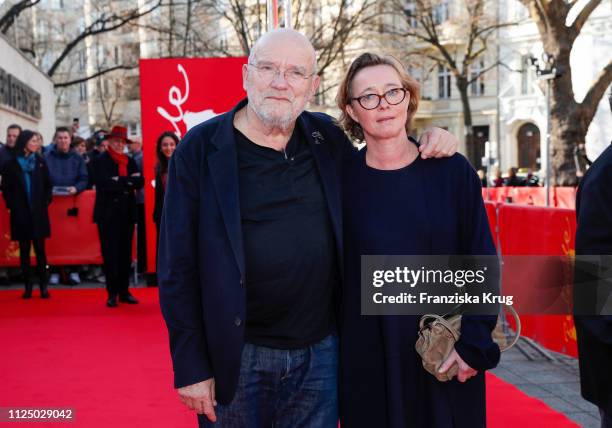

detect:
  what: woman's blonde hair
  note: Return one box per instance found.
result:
[336,53,420,142]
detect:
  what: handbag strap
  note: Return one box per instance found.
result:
[419,314,461,342]
[499,304,521,352]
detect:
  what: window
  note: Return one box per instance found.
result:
[404,0,417,27]
[470,59,485,96]
[513,0,528,20]
[438,65,452,99]
[79,82,87,101]
[521,55,535,95]
[78,50,86,71]
[114,46,120,65]
[433,1,450,25]
[129,123,139,136]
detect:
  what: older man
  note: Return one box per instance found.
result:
[158,29,458,427]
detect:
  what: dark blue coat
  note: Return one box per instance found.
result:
[0,143,14,172]
[574,144,612,412]
[44,146,89,192]
[340,150,500,428]
[157,99,345,405]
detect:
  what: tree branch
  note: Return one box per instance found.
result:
[54,65,137,88]
[46,0,162,77]
[572,0,603,34]
[578,58,612,125]
[0,0,40,34]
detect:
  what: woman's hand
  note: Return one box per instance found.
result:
[438,348,478,383]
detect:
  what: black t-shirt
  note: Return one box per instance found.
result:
[235,126,338,349]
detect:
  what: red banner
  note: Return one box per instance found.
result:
[482,187,576,209]
[0,191,102,266]
[139,58,247,272]
[497,204,578,357]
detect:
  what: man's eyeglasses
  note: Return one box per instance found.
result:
[248,63,314,85]
[351,87,408,110]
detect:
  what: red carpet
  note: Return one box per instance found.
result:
[0,288,578,427]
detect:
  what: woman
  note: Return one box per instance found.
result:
[1,130,52,299]
[336,53,500,427]
[152,131,179,237]
[71,136,87,158]
[93,126,144,308]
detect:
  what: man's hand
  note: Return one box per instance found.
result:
[438,348,478,383]
[177,378,217,422]
[68,186,77,195]
[418,127,459,159]
[131,172,141,177]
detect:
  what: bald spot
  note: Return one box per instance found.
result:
[249,28,317,74]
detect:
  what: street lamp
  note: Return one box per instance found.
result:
[529,53,563,207]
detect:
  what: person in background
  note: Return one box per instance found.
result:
[503,167,524,186]
[152,131,178,252]
[0,124,22,172]
[0,124,22,286]
[525,169,540,187]
[492,167,503,187]
[128,137,147,275]
[44,127,89,286]
[71,136,87,158]
[86,130,108,189]
[1,130,52,299]
[477,169,487,188]
[93,125,144,308]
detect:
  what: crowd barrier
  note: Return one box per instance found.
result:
[491,202,578,357]
[1,190,579,357]
[0,190,103,266]
[482,187,576,209]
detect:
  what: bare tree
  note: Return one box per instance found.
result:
[519,0,612,185]
[46,0,163,78]
[0,0,40,34]
[198,0,377,102]
[384,0,516,166]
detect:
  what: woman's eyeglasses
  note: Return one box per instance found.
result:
[351,87,408,110]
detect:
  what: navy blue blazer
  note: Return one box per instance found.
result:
[158,98,346,404]
[574,144,612,411]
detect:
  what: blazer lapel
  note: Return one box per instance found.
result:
[206,100,247,279]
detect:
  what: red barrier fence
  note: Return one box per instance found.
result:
[1,190,580,357]
[482,187,576,209]
[495,203,578,357]
[1,190,102,266]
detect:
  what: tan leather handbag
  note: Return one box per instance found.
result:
[415,305,521,382]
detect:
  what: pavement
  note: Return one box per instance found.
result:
[1,279,604,427]
[492,339,601,427]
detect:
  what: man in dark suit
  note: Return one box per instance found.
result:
[575,140,612,428]
[158,28,459,427]
[93,126,143,307]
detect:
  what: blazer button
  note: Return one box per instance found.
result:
[234,317,242,327]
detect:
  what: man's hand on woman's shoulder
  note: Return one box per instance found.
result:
[418,127,459,159]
